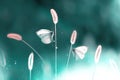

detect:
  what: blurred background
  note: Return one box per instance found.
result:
[0,0,120,80]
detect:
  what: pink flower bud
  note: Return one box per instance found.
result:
[50,9,58,24]
[94,45,102,64]
[70,30,77,45]
[7,33,22,41]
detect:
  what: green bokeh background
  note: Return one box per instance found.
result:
[0,0,120,80]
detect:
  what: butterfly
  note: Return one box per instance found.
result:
[72,46,88,60]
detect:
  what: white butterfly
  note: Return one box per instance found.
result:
[36,29,54,44]
[72,46,88,60]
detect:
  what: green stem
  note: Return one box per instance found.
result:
[55,23,57,80]
[66,44,72,69]
[22,40,46,64]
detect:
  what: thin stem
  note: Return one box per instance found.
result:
[22,40,46,64]
[66,44,72,69]
[54,23,57,80]
[92,64,97,80]
[29,70,31,80]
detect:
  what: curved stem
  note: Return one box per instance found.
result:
[66,44,72,69]
[22,40,46,64]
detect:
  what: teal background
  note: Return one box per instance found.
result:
[0,0,120,80]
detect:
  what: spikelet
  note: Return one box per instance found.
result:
[94,45,102,64]
[28,52,34,71]
[7,33,22,41]
[70,30,77,45]
[50,9,58,24]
